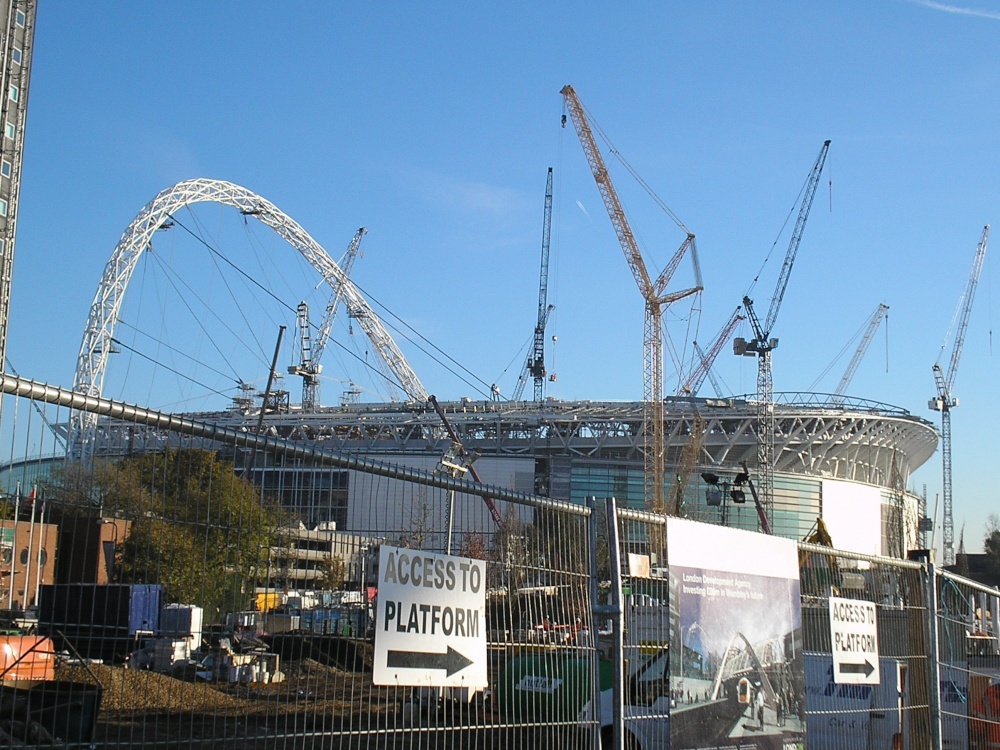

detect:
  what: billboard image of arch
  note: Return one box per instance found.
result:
[667,518,804,750]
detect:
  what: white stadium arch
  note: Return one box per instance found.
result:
[71,178,427,458]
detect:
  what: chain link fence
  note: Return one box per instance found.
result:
[0,382,997,748]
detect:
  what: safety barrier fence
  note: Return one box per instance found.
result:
[0,381,995,748]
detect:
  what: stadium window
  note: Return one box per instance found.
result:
[15,10,24,27]
[5,122,13,140]
[12,47,20,65]
[0,199,9,217]
[8,85,16,103]
[2,161,11,178]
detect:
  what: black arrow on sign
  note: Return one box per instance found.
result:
[838,659,875,678]
[387,646,474,677]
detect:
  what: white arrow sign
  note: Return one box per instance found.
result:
[374,545,487,688]
[829,596,880,685]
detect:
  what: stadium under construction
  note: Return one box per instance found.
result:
[30,387,936,561]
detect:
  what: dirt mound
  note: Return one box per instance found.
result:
[56,663,243,713]
[283,657,344,680]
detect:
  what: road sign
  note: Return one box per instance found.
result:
[373,545,487,688]
[829,596,880,684]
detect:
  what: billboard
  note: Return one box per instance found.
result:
[821,479,881,556]
[667,518,804,750]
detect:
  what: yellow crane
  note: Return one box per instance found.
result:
[560,85,702,514]
[671,412,705,516]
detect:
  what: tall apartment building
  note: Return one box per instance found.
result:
[0,0,35,368]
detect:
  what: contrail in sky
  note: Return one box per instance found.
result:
[911,0,1000,20]
[576,200,589,217]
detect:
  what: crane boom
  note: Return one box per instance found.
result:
[680,306,744,396]
[561,84,702,516]
[513,168,555,402]
[764,141,831,336]
[941,226,989,398]
[930,224,989,566]
[734,139,830,527]
[561,86,656,297]
[313,227,366,365]
[833,303,889,399]
[697,343,725,398]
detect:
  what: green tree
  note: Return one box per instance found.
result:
[66,449,285,617]
[984,514,1000,585]
[316,553,347,590]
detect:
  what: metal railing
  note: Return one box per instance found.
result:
[0,381,995,748]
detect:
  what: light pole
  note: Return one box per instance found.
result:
[701,467,770,535]
[434,441,476,554]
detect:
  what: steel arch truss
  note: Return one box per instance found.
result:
[71,178,427,458]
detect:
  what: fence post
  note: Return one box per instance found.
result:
[924,558,943,750]
[587,496,604,750]
[600,496,625,749]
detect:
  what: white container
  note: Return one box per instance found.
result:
[160,604,204,647]
[153,638,191,672]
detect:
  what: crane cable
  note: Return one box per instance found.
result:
[167,210,498,401]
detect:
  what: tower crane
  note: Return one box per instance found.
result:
[930,224,989,566]
[512,168,555,403]
[561,84,703,515]
[831,302,889,402]
[734,140,830,526]
[679,306,744,397]
[288,227,366,410]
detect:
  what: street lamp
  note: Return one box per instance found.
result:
[434,441,477,554]
[701,471,749,505]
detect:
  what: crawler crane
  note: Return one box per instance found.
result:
[679,306,744,397]
[561,84,702,514]
[831,303,889,403]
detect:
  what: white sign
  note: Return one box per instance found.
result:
[829,596,880,684]
[373,545,487,688]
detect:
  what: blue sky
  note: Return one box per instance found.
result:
[8,2,1000,551]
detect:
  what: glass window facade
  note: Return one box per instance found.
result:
[561,459,915,552]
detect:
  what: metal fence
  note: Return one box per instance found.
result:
[0,382,997,749]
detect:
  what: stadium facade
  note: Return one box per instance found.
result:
[41,389,936,558]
